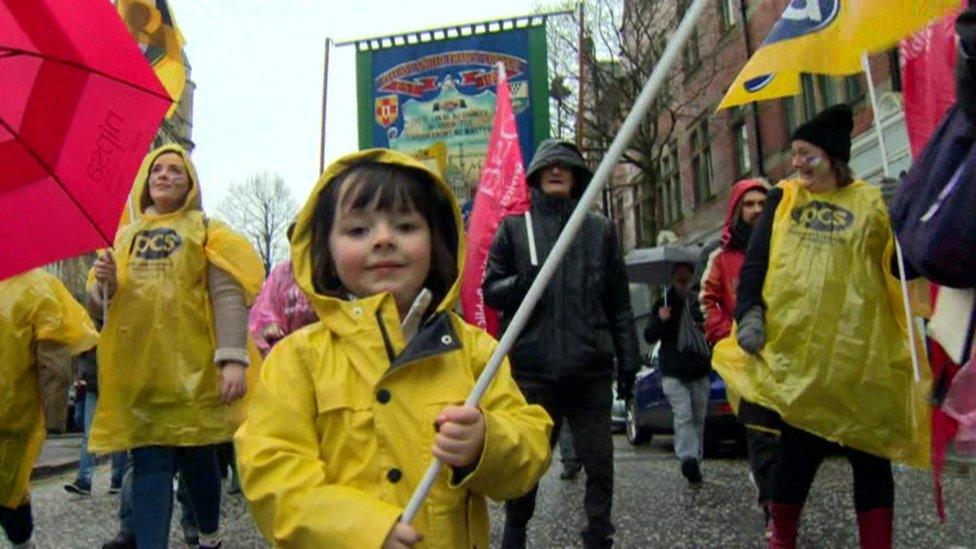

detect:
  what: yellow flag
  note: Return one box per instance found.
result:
[719,0,958,109]
[118,0,187,118]
[412,141,449,176]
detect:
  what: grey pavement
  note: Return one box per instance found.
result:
[17,435,976,548]
[32,434,91,480]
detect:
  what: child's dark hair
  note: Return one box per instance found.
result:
[310,161,459,311]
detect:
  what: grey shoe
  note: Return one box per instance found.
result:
[64,480,91,497]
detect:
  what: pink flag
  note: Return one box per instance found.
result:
[901,6,963,156]
[460,64,530,336]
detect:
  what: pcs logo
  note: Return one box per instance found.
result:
[132,228,183,260]
[791,201,854,232]
[764,1,840,46]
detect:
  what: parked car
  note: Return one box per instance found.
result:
[611,385,626,434]
[626,343,743,448]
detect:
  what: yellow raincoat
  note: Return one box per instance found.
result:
[713,180,931,468]
[0,270,98,508]
[89,144,264,453]
[235,149,553,548]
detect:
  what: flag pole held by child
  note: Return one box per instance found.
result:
[401,0,712,524]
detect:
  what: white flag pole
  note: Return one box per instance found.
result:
[400,0,712,524]
[861,52,922,382]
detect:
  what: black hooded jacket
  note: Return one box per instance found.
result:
[482,140,638,386]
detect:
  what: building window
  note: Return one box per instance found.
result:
[845,75,866,104]
[719,0,737,31]
[734,122,752,176]
[787,73,869,135]
[658,142,682,226]
[683,30,701,74]
[678,0,701,75]
[690,116,714,204]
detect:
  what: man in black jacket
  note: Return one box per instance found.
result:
[484,139,638,549]
[644,263,711,486]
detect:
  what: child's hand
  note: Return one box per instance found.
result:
[382,523,422,549]
[432,405,485,468]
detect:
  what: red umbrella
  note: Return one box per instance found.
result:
[1,0,172,280]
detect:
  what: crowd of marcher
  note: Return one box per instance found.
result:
[2,6,975,549]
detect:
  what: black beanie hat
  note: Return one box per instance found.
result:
[791,104,854,162]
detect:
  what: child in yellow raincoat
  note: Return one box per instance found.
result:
[714,105,930,549]
[0,269,98,548]
[235,149,553,548]
[88,145,264,549]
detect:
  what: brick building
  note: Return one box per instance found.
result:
[611,0,911,249]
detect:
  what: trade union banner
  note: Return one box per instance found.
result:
[355,21,550,202]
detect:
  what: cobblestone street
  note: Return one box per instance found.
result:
[19,435,976,548]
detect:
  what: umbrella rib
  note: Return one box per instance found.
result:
[1,48,174,103]
[0,117,113,246]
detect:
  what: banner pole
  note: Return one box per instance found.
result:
[400,0,712,524]
[862,52,921,382]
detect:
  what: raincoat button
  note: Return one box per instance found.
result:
[387,468,402,483]
[376,389,391,404]
[352,307,363,316]
[441,335,453,345]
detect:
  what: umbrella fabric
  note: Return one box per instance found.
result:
[719,0,958,109]
[624,246,700,285]
[1,0,171,280]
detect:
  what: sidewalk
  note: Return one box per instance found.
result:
[31,433,100,481]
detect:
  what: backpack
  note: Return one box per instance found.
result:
[890,105,976,288]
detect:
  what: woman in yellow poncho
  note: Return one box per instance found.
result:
[714,105,930,549]
[0,269,98,548]
[88,145,263,549]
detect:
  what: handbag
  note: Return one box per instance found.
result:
[890,105,976,288]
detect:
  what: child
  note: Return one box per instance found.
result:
[235,150,553,548]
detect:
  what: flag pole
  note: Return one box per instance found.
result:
[400,0,712,524]
[861,52,922,382]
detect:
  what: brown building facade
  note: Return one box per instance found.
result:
[613,0,910,249]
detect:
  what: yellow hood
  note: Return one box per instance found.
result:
[128,143,203,218]
[291,149,466,325]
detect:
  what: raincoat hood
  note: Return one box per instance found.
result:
[525,139,592,199]
[291,149,466,327]
[131,143,203,216]
[720,179,768,248]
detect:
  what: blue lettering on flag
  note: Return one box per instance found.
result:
[744,74,775,93]
[762,0,840,46]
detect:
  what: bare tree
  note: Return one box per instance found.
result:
[46,253,97,302]
[217,173,298,274]
[540,0,735,245]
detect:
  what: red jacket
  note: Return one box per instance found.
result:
[700,179,767,345]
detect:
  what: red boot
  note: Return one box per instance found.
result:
[856,508,893,549]
[767,503,803,549]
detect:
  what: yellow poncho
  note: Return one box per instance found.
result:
[713,179,931,468]
[89,144,264,453]
[0,270,97,507]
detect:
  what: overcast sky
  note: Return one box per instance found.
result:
[167,0,552,211]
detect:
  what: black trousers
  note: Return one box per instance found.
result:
[505,378,614,540]
[0,503,33,545]
[746,428,780,506]
[771,423,894,511]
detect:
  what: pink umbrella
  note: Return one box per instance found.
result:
[1,0,172,280]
